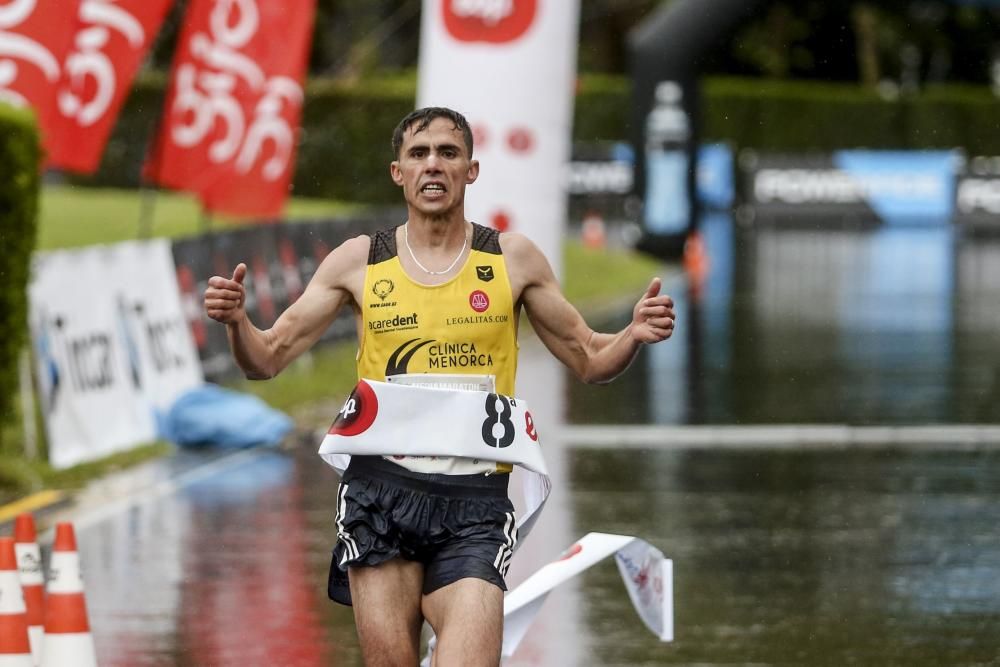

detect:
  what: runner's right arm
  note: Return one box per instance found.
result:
[204,236,368,379]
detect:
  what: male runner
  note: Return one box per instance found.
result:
[204,107,675,666]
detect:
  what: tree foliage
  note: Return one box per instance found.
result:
[0,106,40,451]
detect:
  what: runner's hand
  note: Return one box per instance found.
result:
[630,277,675,344]
[205,263,247,325]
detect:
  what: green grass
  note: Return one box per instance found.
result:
[229,341,360,420]
[3,185,670,502]
[37,185,363,250]
[563,242,663,307]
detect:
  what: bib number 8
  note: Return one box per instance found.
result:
[482,393,515,448]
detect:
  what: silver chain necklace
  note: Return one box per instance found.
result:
[403,224,468,275]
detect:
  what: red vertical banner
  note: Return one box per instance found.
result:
[147,0,316,218]
[45,0,174,174]
[0,0,79,129]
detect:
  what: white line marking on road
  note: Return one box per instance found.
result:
[559,425,1000,449]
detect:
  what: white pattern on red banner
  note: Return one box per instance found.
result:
[47,0,173,173]
[148,0,315,217]
[0,0,77,117]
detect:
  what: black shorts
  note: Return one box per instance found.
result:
[328,456,518,606]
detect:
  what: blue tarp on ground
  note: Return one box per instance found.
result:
[160,384,293,448]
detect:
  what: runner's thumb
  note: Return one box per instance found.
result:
[643,277,662,299]
[232,263,247,285]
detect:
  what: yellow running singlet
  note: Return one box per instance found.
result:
[358,223,518,474]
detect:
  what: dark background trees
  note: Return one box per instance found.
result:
[148,1,1000,90]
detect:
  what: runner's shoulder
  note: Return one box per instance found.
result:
[326,234,371,266]
[498,231,542,261]
[312,234,371,285]
[499,231,550,278]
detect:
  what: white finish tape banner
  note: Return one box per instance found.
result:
[319,379,552,538]
[422,531,673,664]
[29,240,203,468]
[417,0,580,278]
[502,532,674,656]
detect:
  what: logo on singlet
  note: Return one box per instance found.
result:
[469,290,490,313]
[329,381,379,436]
[368,313,419,334]
[385,338,435,375]
[369,278,397,308]
[476,266,494,282]
[385,338,495,374]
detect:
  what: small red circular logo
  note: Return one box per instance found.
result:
[469,290,490,312]
[442,0,537,44]
[472,123,489,150]
[558,543,583,561]
[490,211,511,232]
[506,127,534,154]
[329,380,379,436]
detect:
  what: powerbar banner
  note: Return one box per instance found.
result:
[956,155,1000,229]
[417,0,580,277]
[29,240,202,469]
[147,0,315,217]
[46,0,174,173]
[743,150,960,225]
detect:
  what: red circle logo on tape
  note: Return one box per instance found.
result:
[330,380,379,436]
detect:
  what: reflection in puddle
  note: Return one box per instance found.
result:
[570,448,1000,665]
[571,215,1000,426]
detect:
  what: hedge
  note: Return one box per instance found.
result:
[0,105,41,452]
[76,73,1000,204]
[701,77,1000,154]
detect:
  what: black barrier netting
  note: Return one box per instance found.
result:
[171,214,395,381]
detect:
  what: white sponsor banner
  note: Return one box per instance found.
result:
[417,0,580,278]
[29,240,202,469]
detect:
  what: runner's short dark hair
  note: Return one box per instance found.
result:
[392,107,474,159]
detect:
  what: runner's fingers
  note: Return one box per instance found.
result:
[205,287,242,301]
[646,325,673,340]
[207,275,244,291]
[646,316,675,330]
[205,298,238,311]
[640,305,674,319]
[641,296,674,309]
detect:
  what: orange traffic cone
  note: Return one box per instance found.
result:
[40,524,96,667]
[581,210,607,249]
[0,536,33,666]
[683,231,709,281]
[14,514,44,666]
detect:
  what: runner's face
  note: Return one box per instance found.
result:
[391,117,479,216]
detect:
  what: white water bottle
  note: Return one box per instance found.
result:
[643,81,691,235]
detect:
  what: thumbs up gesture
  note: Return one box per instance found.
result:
[630,277,675,344]
[205,263,248,325]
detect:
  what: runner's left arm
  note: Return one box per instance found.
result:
[508,234,675,384]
